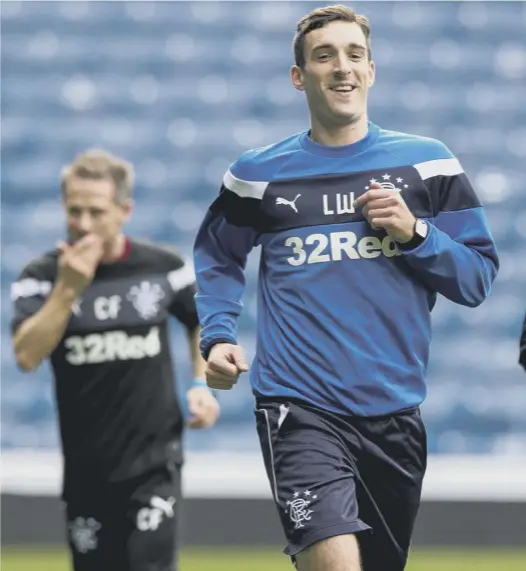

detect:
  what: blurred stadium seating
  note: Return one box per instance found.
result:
[2,0,525,456]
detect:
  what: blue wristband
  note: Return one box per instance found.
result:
[191,378,218,399]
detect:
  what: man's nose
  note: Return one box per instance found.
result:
[77,213,93,232]
[334,53,352,76]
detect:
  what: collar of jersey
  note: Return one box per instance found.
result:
[299,121,380,158]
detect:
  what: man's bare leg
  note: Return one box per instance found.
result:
[295,534,362,571]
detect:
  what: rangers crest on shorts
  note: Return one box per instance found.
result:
[286,489,318,529]
[69,517,101,553]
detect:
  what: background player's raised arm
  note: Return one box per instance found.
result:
[12,234,103,371]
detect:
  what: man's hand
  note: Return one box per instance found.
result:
[56,234,104,295]
[354,183,416,243]
[206,343,249,390]
[186,386,220,429]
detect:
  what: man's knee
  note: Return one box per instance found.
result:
[295,534,362,571]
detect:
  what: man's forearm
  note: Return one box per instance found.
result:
[187,326,207,379]
[401,218,498,308]
[13,282,78,371]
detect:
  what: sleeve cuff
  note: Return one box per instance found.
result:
[201,337,236,360]
[398,222,434,256]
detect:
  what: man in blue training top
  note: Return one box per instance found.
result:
[193,5,499,571]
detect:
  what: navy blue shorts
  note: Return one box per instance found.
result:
[254,398,427,571]
[64,464,181,571]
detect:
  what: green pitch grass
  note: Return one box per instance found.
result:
[2,547,526,571]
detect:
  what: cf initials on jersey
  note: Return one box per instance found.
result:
[94,296,122,321]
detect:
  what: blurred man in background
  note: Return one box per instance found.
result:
[193,4,498,571]
[11,149,219,571]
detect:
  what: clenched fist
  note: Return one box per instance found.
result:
[354,183,416,242]
[57,234,104,295]
[206,343,249,390]
[186,386,220,429]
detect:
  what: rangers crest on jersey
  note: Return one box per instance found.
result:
[364,173,410,192]
[127,281,165,319]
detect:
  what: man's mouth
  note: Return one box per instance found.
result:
[329,84,357,93]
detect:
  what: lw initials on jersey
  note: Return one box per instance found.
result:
[323,192,355,216]
[64,327,161,365]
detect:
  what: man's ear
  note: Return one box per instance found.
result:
[120,199,133,224]
[368,60,376,88]
[291,65,305,92]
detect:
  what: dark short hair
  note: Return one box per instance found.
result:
[293,4,371,68]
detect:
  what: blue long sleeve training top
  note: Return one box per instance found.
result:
[193,122,499,416]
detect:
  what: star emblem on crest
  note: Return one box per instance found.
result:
[364,173,409,192]
[286,490,318,506]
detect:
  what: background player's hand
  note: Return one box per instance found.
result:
[206,343,249,390]
[56,234,104,294]
[355,183,416,242]
[186,386,220,429]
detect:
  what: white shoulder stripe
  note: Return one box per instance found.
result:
[223,169,268,200]
[414,158,463,180]
[167,263,196,293]
[11,279,52,301]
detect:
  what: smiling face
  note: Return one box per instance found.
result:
[291,20,375,130]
